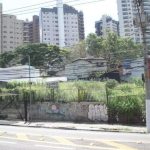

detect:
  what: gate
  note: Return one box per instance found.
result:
[0,93,23,121]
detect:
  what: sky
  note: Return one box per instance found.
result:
[0,0,118,37]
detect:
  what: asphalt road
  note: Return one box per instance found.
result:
[0,125,150,150]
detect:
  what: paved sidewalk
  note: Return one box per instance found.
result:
[0,120,147,133]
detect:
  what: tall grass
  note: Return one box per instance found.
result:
[0,79,146,123]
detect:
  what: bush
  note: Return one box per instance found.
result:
[130,77,144,86]
[105,79,118,89]
[107,83,145,123]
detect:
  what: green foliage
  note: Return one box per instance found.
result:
[0,43,70,69]
[1,80,145,123]
[108,84,145,123]
[15,43,70,67]
[86,31,142,71]
[130,77,144,86]
[105,79,119,89]
[0,51,15,68]
[69,40,87,61]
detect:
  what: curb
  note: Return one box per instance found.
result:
[0,123,147,134]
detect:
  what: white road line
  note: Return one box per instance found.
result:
[35,145,75,149]
[0,141,16,144]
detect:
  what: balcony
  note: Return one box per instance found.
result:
[23,30,29,33]
[23,41,30,44]
[23,34,29,37]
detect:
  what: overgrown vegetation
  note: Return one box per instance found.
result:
[0,79,146,123]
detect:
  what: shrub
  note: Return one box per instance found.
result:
[105,79,118,89]
[130,77,144,86]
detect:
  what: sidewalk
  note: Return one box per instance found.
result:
[0,120,147,133]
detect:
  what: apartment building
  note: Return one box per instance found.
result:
[39,1,85,48]
[95,15,119,37]
[0,3,29,53]
[117,0,150,44]
[29,15,40,43]
[78,11,85,40]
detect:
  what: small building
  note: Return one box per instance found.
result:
[56,58,107,80]
[131,58,144,78]
[121,58,144,82]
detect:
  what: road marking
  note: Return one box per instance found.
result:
[16,133,28,140]
[0,131,149,144]
[35,145,75,149]
[0,136,117,150]
[0,140,16,144]
[0,132,6,136]
[52,136,75,146]
[100,140,137,150]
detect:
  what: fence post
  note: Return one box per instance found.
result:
[106,87,110,124]
[78,89,80,103]
[24,95,27,122]
[51,89,54,102]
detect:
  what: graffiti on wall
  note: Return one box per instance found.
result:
[88,104,108,122]
[46,104,65,119]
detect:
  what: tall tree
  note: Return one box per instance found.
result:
[86,31,143,71]
[15,43,70,68]
[69,40,87,61]
[86,33,104,57]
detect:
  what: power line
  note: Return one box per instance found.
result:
[4,0,55,13]
[6,0,104,16]
[5,0,81,14]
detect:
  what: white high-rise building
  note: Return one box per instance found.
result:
[117,0,150,44]
[95,15,119,37]
[39,1,83,48]
[117,0,142,43]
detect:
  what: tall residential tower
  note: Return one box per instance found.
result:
[95,15,119,37]
[117,0,150,44]
[29,15,40,43]
[0,3,30,53]
[39,0,85,48]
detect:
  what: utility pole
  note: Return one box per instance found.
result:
[133,0,150,133]
[28,55,32,122]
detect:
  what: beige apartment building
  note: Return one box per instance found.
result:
[0,3,29,53]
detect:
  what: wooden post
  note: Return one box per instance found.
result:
[106,87,110,123]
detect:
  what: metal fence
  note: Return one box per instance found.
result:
[30,88,106,103]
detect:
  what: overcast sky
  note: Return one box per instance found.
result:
[0,0,118,37]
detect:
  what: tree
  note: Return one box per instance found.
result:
[15,43,70,68]
[69,40,87,61]
[86,31,143,71]
[0,51,15,68]
[86,33,104,57]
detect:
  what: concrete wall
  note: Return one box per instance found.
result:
[0,102,108,122]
